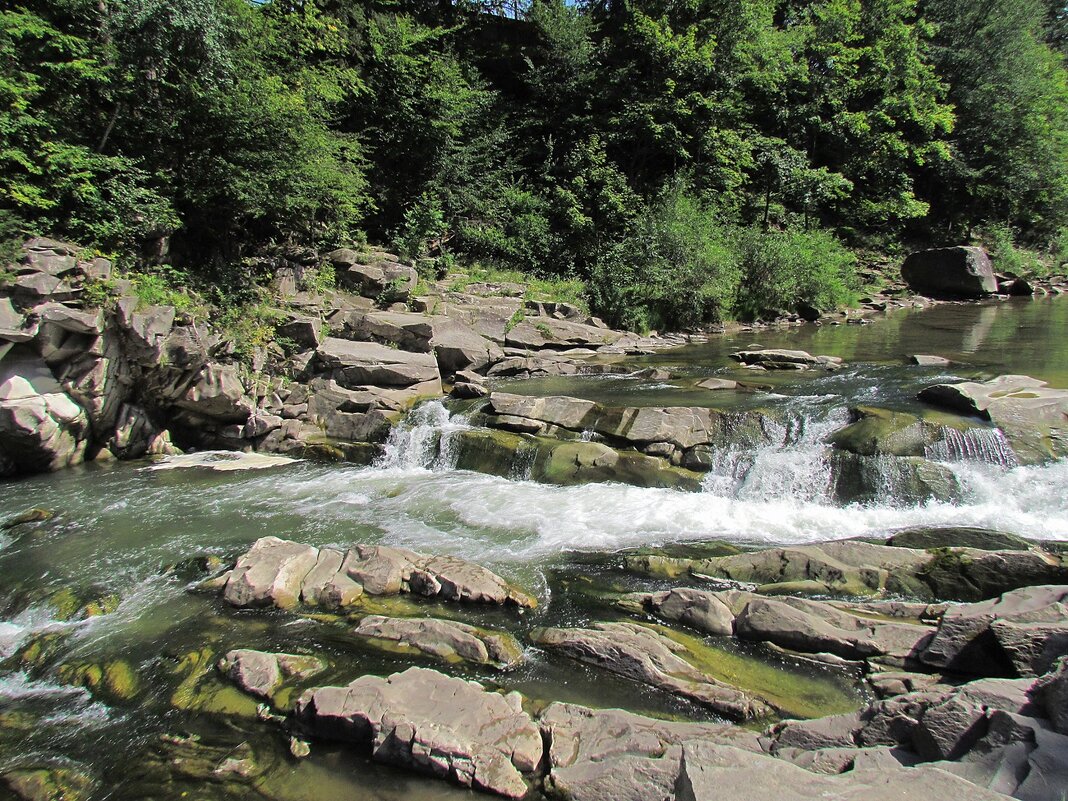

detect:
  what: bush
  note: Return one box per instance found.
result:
[979,222,1049,277]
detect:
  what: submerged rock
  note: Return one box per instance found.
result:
[218,537,536,611]
[532,622,773,721]
[295,666,542,798]
[1,766,94,801]
[353,615,524,669]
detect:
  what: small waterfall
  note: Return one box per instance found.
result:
[926,426,1019,468]
[701,406,850,503]
[377,401,471,471]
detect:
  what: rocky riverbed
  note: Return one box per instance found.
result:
[2,238,1068,801]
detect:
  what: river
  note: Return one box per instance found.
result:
[0,296,1065,799]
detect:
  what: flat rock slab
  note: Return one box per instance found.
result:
[315,337,441,389]
[676,741,1013,801]
[219,537,536,611]
[353,615,524,669]
[539,702,759,801]
[532,622,772,721]
[295,667,542,798]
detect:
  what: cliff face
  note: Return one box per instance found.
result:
[0,239,661,477]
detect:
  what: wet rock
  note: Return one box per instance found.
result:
[887,527,1036,552]
[1,766,94,801]
[920,585,1068,677]
[619,587,738,636]
[295,667,542,798]
[220,537,536,610]
[1,508,53,530]
[216,649,325,702]
[170,647,261,718]
[353,615,524,669]
[828,406,968,458]
[539,702,759,801]
[918,375,1068,463]
[908,354,952,366]
[222,536,321,609]
[901,246,998,297]
[57,659,140,703]
[532,622,773,721]
[730,349,843,370]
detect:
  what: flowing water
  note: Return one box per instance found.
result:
[1,297,1066,799]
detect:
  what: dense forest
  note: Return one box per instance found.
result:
[3,0,1068,328]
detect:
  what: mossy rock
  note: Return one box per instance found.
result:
[170,648,260,718]
[828,406,978,458]
[0,508,54,531]
[831,452,961,505]
[44,587,120,622]
[57,659,140,703]
[1,767,93,801]
[10,632,70,672]
[887,527,1034,552]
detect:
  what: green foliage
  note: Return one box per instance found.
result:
[979,222,1050,278]
[299,260,337,295]
[216,302,284,362]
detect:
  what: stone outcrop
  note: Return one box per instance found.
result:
[532,622,773,721]
[328,248,418,303]
[901,246,998,297]
[218,537,536,611]
[295,667,542,798]
[623,540,1068,602]
[353,615,524,669]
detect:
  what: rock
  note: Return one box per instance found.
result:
[886,528,1036,552]
[353,615,524,669]
[34,303,104,336]
[619,587,738,636]
[908,354,952,366]
[0,350,89,475]
[314,337,442,390]
[222,536,321,609]
[217,649,325,702]
[452,381,489,399]
[220,538,536,610]
[504,318,624,351]
[539,701,758,801]
[675,741,1012,801]
[0,297,36,343]
[901,247,998,297]
[108,403,175,458]
[920,585,1068,677]
[115,298,176,362]
[295,667,542,798]
[730,349,842,370]
[1,507,53,530]
[918,375,1068,463]
[430,317,504,375]
[1,766,94,801]
[532,622,773,721]
[329,249,418,301]
[697,377,739,391]
[276,314,321,349]
[1031,657,1068,733]
[176,362,254,423]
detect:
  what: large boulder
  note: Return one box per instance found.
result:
[176,362,254,423]
[901,247,998,298]
[532,622,773,721]
[353,615,524,669]
[294,667,542,798]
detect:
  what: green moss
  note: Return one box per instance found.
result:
[57,659,140,703]
[170,648,260,718]
[645,623,862,721]
[1,767,93,801]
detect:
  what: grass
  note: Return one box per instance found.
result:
[446,262,589,312]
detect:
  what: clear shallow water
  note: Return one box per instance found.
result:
[0,296,1066,799]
